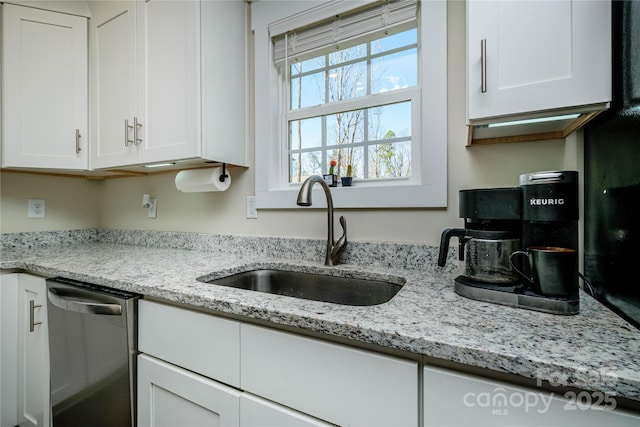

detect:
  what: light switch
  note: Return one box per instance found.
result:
[246,196,257,219]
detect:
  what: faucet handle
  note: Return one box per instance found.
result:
[331,216,347,262]
[338,216,347,241]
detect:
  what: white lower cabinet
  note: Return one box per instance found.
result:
[1,273,19,427]
[239,394,332,427]
[423,365,640,427]
[1,272,51,427]
[17,274,50,427]
[240,324,418,427]
[137,354,332,427]
[138,301,640,427]
[137,300,418,427]
[138,298,240,388]
[137,354,241,426]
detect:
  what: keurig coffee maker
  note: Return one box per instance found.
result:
[439,171,580,315]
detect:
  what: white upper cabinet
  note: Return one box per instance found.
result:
[1,4,88,169]
[467,0,611,133]
[89,0,138,169]
[136,0,200,165]
[90,0,248,170]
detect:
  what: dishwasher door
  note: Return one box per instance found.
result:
[46,278,140,427]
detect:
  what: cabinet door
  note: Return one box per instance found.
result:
[240,394,333,427]
[241,324,418,427]
[1,274,19,427]
[137,354,240,427]
[136,0,200,164]
[2,4,88,169]
[89,1,139,169]
[201,0,248,166]
[467,0,611,121]
[17,274,49,427]
[424,365,640,427]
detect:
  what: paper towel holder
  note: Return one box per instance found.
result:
[219,163,229,183]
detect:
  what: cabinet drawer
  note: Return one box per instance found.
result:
[240,393,333,427]
[241,324,418,427]
[139,300,240,387]
[423,365,640,427]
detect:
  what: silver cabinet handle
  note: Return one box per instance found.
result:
[48,288,122,316]
[481,39,487,93]
[125,119,134,146]
[75,129,82,153]
[134,117,143,145]
[29,300,42,332]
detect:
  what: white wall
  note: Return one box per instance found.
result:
[0,1,583,245]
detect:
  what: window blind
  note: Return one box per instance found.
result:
[271,0,418,66]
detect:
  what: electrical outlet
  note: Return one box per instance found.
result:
[246,196,258,219]
[28,199,46,219]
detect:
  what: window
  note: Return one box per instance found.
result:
[253,0,447,209]
[286,27,418,183]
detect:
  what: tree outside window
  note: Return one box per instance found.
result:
[288,28,417,183]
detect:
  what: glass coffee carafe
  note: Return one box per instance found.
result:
[439,229,520,284]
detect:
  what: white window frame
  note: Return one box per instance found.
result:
[253,0,447,209]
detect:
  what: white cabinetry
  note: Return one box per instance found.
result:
[466,0,611,143]
[138,297,240,387]
[138,354,331,427]
[0,273,19,427]
[138,354,241,427]
[1,4,88,169]
[89,0,247,169]
[17,274,50,427]
[138,300,417,427]
[1,272,49,427]
[241,323,418,427]
[467,0,611,121]
[239,394,333,427]
[88,0,137,168]
[423,365,640,427]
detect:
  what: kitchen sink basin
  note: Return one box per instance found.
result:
[199,269,403,306]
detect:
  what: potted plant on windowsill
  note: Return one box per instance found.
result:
[323,159,338,187]
[341,164,353,187]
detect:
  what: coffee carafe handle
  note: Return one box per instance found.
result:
[438,228,469,267]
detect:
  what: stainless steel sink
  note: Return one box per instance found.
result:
[199,269,403,306]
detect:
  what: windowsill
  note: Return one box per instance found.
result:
[256,180,446,209]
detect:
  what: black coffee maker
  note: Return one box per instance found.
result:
[439,170,580,315]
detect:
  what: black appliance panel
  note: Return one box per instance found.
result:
[583,1,640,329]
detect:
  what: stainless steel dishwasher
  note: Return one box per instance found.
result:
[46,277,140,426]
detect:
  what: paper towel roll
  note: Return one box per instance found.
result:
[175,167,231,192]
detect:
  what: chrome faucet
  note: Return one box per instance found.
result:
[296,175,347,266]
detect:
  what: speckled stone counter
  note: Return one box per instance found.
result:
[2,230,640,406]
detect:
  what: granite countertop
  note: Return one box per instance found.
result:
[2,241,639,404]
